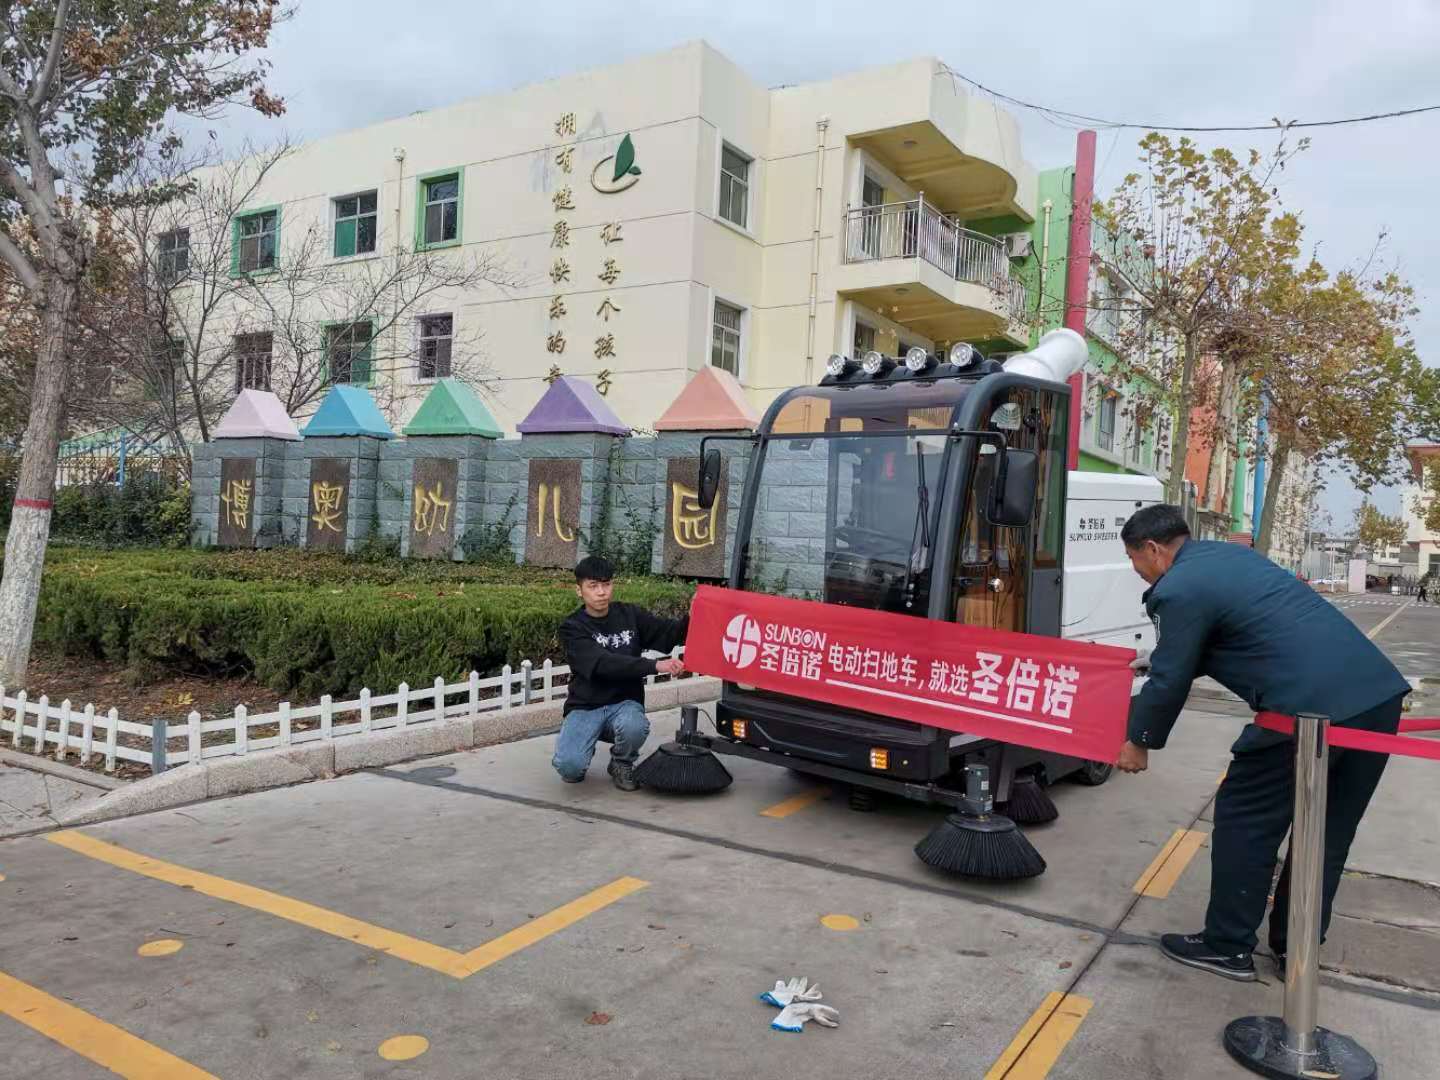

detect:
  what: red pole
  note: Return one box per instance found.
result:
[1063,129,1097,471]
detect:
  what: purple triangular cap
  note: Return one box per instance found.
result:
[516,376,629,436]
[213,389,302,441]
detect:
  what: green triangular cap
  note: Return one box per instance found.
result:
[301,385,395,439]
[403,379,503,438]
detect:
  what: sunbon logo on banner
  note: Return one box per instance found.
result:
[685,585,1136,763]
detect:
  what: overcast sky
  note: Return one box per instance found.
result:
[213,0,1438,528]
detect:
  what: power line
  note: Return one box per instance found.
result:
[939,64,1440,134]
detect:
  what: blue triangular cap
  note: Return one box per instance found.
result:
[301,385,395,439]
[516,376,628,436]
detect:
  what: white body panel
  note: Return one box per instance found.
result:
[1060,471,1164,652]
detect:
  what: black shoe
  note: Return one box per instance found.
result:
[1272,951,1286,979]
[560,774,585,784]
[608,759,639,792]
[1159,933,1257,982]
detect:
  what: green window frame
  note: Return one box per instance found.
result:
[231,206,281,276]
[414,168,463,250]
[324,319,376,386]
[333,191,378,258]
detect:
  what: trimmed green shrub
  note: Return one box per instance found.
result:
[30,546,694,696]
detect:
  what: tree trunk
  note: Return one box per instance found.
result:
[0,278,78,687]
[1165,332,1199,504]
[1255,433,1293,559]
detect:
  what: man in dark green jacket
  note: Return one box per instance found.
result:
[1118,505,1409,982]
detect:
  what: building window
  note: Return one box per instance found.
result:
[419,171,461,248]
[334,192,378,258]
[711,300,743,376]
[157,228,189,283]
[718,145,751,229]
[1091,273,1122,344]
[417,314,453,380]
[1097,392,1117,452]
[234,209,279,274]
[145,337,184,402]
[234,332,273,392]
[853,321,876,358]
[325,320,375,385]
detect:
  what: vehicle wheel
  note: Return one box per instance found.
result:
[1071,760,1113,786]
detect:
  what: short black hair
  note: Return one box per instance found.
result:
[1121,504,1191,549]
[574,555,615,583]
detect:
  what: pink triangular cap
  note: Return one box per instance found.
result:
[654,366,759,431]
[213,390,302,441]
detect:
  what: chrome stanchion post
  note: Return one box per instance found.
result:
[1223,714,1378,1080]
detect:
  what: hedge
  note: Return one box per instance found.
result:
[31,547,695,697]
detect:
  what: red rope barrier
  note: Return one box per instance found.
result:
[1255,712,1440,761]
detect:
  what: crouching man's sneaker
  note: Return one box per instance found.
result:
[608,759,640,792]
[1159,933,1257,982]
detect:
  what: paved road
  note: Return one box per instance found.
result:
[0,597,1435,1078]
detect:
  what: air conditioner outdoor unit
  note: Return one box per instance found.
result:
[1006,233,1032,258]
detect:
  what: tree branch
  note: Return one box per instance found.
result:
[29,0,72,110]
[0,228,42,294]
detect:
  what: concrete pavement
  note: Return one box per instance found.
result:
[0,593,1435,1078]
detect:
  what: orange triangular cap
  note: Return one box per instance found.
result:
[653,367,759,431]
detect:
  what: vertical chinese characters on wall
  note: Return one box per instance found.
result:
[663,456,727,577]
[409,457,458,559]
[218,458,256,547]
[547,112,577,373]
[525,458,581,567]
[307,458,351,552]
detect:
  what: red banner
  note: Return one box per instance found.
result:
[683,585,1136,763]
[1256,712,1440,762]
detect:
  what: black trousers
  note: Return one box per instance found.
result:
[1204,695,1404,955]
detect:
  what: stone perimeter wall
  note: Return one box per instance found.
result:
[191,431,752,576]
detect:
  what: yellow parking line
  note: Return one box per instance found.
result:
[46,830,646,980]
[1132,828,1208,899]
[760,786,831,818]
[985,991,1093,1079]
[0,967,218,1079]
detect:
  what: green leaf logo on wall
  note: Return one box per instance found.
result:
[591,134,642,194]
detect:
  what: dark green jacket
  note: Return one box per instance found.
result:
[1128,540,1410,750]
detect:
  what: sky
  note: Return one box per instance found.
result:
[206,0,1439,527]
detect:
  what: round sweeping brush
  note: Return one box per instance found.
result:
[634,741,732,793]
[1001,774,1059,826]
[915,762,1047,880]
[914,811,1047,880]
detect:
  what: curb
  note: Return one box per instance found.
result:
[56,678,720,827]
[0,748,124,791]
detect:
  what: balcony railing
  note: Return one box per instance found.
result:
[842,198,1027,318]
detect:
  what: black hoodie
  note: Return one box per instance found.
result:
[559,602,690,715]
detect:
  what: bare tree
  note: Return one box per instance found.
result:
[92,140,524,457]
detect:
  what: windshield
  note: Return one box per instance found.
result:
[740,430,951,616]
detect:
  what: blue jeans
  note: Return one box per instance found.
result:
[552,700,650,782]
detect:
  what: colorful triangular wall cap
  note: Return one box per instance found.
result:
[654,366,759,431]
[403,379,503,438]
[212,389,302,441]
[300,385,395,439]
[516,376,628,436]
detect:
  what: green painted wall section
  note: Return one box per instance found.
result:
[1078,451,1125,475]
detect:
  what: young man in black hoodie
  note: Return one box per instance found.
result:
[554,556,689,790]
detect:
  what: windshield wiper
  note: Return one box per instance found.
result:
[901,443,932,609]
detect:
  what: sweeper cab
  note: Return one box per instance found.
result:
[638,329,1162,878]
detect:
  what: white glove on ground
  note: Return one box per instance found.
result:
[772,1002,840,1033]
[760,976,823,1008]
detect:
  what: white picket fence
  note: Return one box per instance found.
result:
[0,648,685,775]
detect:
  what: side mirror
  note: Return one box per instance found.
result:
[697,449,722,509]
[988,447,1037,528]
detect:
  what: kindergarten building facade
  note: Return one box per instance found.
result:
[166,40,1038,436]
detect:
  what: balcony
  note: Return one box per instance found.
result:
[837,198,1027,344]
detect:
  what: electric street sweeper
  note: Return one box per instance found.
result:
[636,328,1163,879]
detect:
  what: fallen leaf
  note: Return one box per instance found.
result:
[1059,961,1073,970]
[647,923,667,931]
[306,1011,319,1024]
[325,1040,342,1053]
[585,1012,612,1026]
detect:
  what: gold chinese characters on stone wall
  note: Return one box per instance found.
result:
[409,457,459,559]
[307,458,350,552]
[662,457,727,577]
[217,457,256,548]
[525,458,581,567]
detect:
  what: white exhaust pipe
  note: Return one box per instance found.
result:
[1001,328,1087,384]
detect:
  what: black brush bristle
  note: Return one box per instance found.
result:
[1002,775,1059,825]
[914,812,1047,880]
[635,742,733,794]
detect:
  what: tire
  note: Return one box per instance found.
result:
[1071,760,1113,786]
